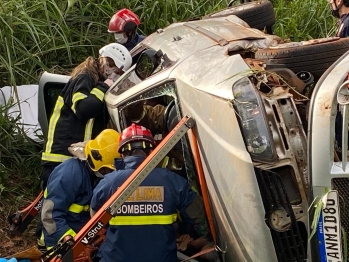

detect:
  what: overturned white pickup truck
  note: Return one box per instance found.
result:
[38,13,349,262]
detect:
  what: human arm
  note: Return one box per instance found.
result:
[172,173,205,224]
[41,160,82,247]
[124,103,165,134]
[69,75,110,120]
[90,173,116,216]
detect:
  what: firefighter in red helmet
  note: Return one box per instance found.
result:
[91,124,205,262]
[108,8,145,51]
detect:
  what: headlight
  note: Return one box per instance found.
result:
[232,77,276,163]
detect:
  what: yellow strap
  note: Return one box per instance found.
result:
[109,214,177,225]
[71,92,87,113]
[41,152,71,163]
[45,96,64,153]
[68,203,90,213]
[90,88,104,101]
[44,188,48,198]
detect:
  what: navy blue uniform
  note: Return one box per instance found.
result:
[41,158,97,248]
[337,14,349,37]
[123,33,145,65]
[123,33,145,51]
[91,156,204,262]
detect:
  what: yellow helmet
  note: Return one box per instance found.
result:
[85,129,121,171]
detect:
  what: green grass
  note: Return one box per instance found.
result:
[0,0,231,88]
[270,0,337,41]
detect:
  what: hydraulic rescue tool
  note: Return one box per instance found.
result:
[8,190,44,236]
[41,115,196,262]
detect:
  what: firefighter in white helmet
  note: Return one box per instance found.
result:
[37,43,131,250]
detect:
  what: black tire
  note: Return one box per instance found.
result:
[206,1,275,31]
[255,38,349,81]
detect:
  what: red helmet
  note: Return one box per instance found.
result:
[118,124,157,153]
[108,9,140,33]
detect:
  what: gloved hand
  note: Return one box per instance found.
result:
[68,141,87,160]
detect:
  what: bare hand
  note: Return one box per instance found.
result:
[104,79,114,87]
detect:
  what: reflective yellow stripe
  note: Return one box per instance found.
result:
[68,203,90,213]
[37,231,45,247]
[109,214,177,225]
[71,92,87,113]
[41,152,71,163]
[161,156,169,168]
[58,228,76,241]
[44,188,48,198]
[90,88,104,101]
[84,119,94,141]
[47,228,76,249]
[45,97,64,154]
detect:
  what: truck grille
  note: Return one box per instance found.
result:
[255,168,306,262]
[332,178,349,239]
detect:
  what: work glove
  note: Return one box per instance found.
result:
[68,141,87,160]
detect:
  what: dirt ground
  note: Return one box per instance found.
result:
[0,196,38,258]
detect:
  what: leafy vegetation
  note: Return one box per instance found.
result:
[271,0,337,41]
[0,99,42,197]
[0,0,231,88]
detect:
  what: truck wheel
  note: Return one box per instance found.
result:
[255,37,349,81]
[206,1,275,31]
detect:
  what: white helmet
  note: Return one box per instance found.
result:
[99,43,132,72]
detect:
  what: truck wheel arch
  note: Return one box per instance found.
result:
[255,38,349,81]
[206,1,275,31]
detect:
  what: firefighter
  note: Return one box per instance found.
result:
[90,124,205,262]
[40,43,132,189]
[41,129,121,249]
[108,8,145,51]
[329,0,349,37]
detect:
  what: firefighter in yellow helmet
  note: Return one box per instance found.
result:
[40,129,121,249]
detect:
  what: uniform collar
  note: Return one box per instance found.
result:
[123,155,147,169]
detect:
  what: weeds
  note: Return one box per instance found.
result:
[270,0,337,41]
[0,99,41,199]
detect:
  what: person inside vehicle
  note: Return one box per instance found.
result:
[41,129,121,249]
[329,0,349,37]
[108,8,145,51]
[90,123,205,262]
[124,100,186,175]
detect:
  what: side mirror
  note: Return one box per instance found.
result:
[337,80,349,105]
[135,49,163,80]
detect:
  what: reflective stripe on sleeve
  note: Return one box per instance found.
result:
[46,228,76,249]
[109,214,177,225]
[84,119,94,141]
[68,203,90,213]
[58,228,76,241]
[45,96,64,153]
[41,152,71,163]
[71,92,87,113]
[90,88,104,101]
